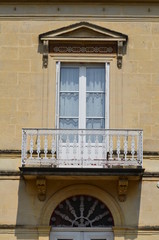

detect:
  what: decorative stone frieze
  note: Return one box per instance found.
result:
[50,43,116,54]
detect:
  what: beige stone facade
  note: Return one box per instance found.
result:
[0,1,159,239]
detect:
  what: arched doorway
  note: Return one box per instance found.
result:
[50,195,114,240]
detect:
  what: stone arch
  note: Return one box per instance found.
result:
[40,184,124,226]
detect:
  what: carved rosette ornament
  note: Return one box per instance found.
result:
[118,177,128,202]
[36,177,46,201]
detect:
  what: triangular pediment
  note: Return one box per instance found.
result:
[39,22,128,70]
[57,27,112,38]
[39,22,128,41]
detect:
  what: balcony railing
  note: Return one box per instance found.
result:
[21,128,143,168]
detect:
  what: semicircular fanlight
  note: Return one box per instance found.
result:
[50,195,114,227]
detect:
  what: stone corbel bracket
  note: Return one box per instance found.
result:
[118,177,128,202]
[36,177,47,201]
[117,41,124,69]
[42,40,49,68]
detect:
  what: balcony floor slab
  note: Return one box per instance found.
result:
[19,167,144,180]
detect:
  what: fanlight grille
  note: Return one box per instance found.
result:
[50,195,114,227]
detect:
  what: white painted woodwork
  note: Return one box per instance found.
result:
[50,231,113,240]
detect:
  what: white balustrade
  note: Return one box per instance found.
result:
[21,129,143,168]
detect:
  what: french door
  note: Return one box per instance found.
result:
[50,231,113,240]
[56,62,109,130]
[55,62,109,166]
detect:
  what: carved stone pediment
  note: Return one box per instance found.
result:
[39,22,128,69]
[57,27,111,38]
[39,21,127,41]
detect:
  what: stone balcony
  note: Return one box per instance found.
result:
[21,128,143,169]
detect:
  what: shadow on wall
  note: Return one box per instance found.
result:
[116,180,142,240]
[15,178,41,239]
[15,180,143,240]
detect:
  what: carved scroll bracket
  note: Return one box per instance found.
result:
[117,41,124,69]
[36,177,47,201]
[118,177,128,202]
[43,40,48,68]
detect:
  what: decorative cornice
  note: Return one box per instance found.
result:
[1,170,159,179]
[0,171,20,176]
[143,172,159,177]
[1,17,159,22]
[1,224,159,231]
[19,167,145,176]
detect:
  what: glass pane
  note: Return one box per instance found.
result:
[59,118,78,129]
[86,118,105,142]
[60,93,79,117]
[59,119,78,142]
[86,93,105,117]
[60,67,79,91]
[50,195,114,227]
[86,118,105,129]
[86,67,105,91]
[57,239,73,240]
[91,239,107,240]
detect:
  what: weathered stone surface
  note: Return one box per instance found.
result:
[0,4,159,239]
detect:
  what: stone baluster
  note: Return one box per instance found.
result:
[51,135,56,159]
[44,135,48,159]
[29,134,34,160]
[37,135,41,159]
[22,130,27,166]
[73,135,77,160]
[137,131,143,166]
[109,135,113,160]
[124,135,128,161]
[117,135,121,160]
[95,135,99,165]
[131,135,135,161]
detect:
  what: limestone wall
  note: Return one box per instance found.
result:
[0,19,159,151]
[0,2,159,240]
[0,178,158,239]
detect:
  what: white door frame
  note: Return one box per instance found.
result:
[50,228,114,240]
[55,62,110,166]
[55,62,110,130]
